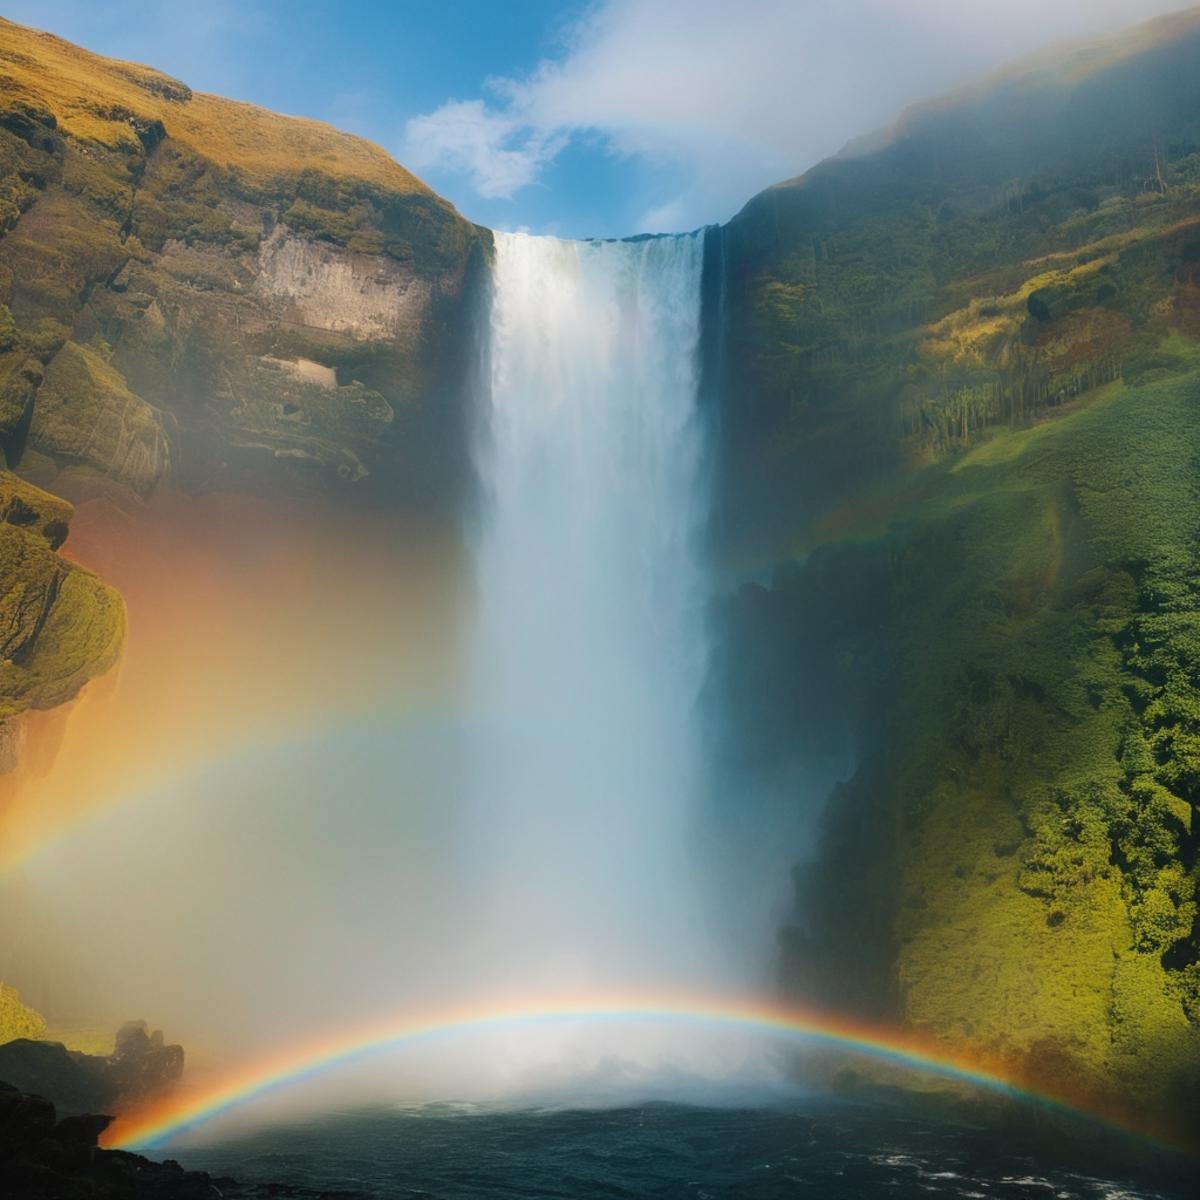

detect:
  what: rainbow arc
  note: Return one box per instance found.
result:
[102,993,1158,1151]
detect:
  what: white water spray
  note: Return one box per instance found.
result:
[463,230,716,997]
[0,227,789,1123]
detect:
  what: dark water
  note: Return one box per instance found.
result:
[166,1102,1197,1199]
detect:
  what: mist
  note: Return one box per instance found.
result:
[0,232,817,1136]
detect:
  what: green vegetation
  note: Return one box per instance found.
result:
[717,9,1200,1143]
[0,470,124,719]
[0,984,45,1043]
[894,357,1200,1096]
[756,354,1200,1140]
[719,8,1200,559]
[0,470,70,546]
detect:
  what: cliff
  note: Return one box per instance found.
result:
[0,16,488,505]
[0,17,488,755]
[715,5,1200,555]
[711,7,1200,1141]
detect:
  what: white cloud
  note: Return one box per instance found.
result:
[638,197,688,235]
[403,99,567,200]
[401,0,1190,231]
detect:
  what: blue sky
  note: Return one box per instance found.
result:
[5,1,1190,238]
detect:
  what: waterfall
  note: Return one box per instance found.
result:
[1,228,740,1115]
[464,230,714,996]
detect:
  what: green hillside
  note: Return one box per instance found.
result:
[712,7,1200,1144]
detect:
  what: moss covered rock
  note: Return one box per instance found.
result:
[28,340,169,494]
[0,984,45,1044]
[0,470,123,725]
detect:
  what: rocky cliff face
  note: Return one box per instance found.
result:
[711,7,1200,1142]
[0,17,489,756]
[0,16,488,506]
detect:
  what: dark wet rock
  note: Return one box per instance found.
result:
[0,1080,55,1152]
[109,1022,185,1109]
[0,1080,366,1198]
[0,1017,183,1123]
[0,1039,115,1115]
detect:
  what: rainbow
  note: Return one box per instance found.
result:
[103,993,1147,1151]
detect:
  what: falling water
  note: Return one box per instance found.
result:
[464,230,715,997]
[0,229,754,1123]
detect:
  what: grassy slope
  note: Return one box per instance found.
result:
[754,339,1200,1144]
[898,340,1200,1104]
[0,17,429,193]
[718,6,1200,560]
[712,8,1200,1142]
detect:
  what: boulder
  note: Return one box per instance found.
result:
[108,1021,184,1108]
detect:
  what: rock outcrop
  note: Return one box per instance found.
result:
[107,1022,183,1111]
[0,1039,116,1116]
[0,1081,365,1198]
[0,469,123,736]
[27,340,170,495]
[0,1016,183,1117]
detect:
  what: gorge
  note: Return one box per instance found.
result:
[1,6,1200,1198]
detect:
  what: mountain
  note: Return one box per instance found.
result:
[711,6,1200,1143]
[715,4,1200,552]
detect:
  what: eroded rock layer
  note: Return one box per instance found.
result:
[0,16,488,505]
